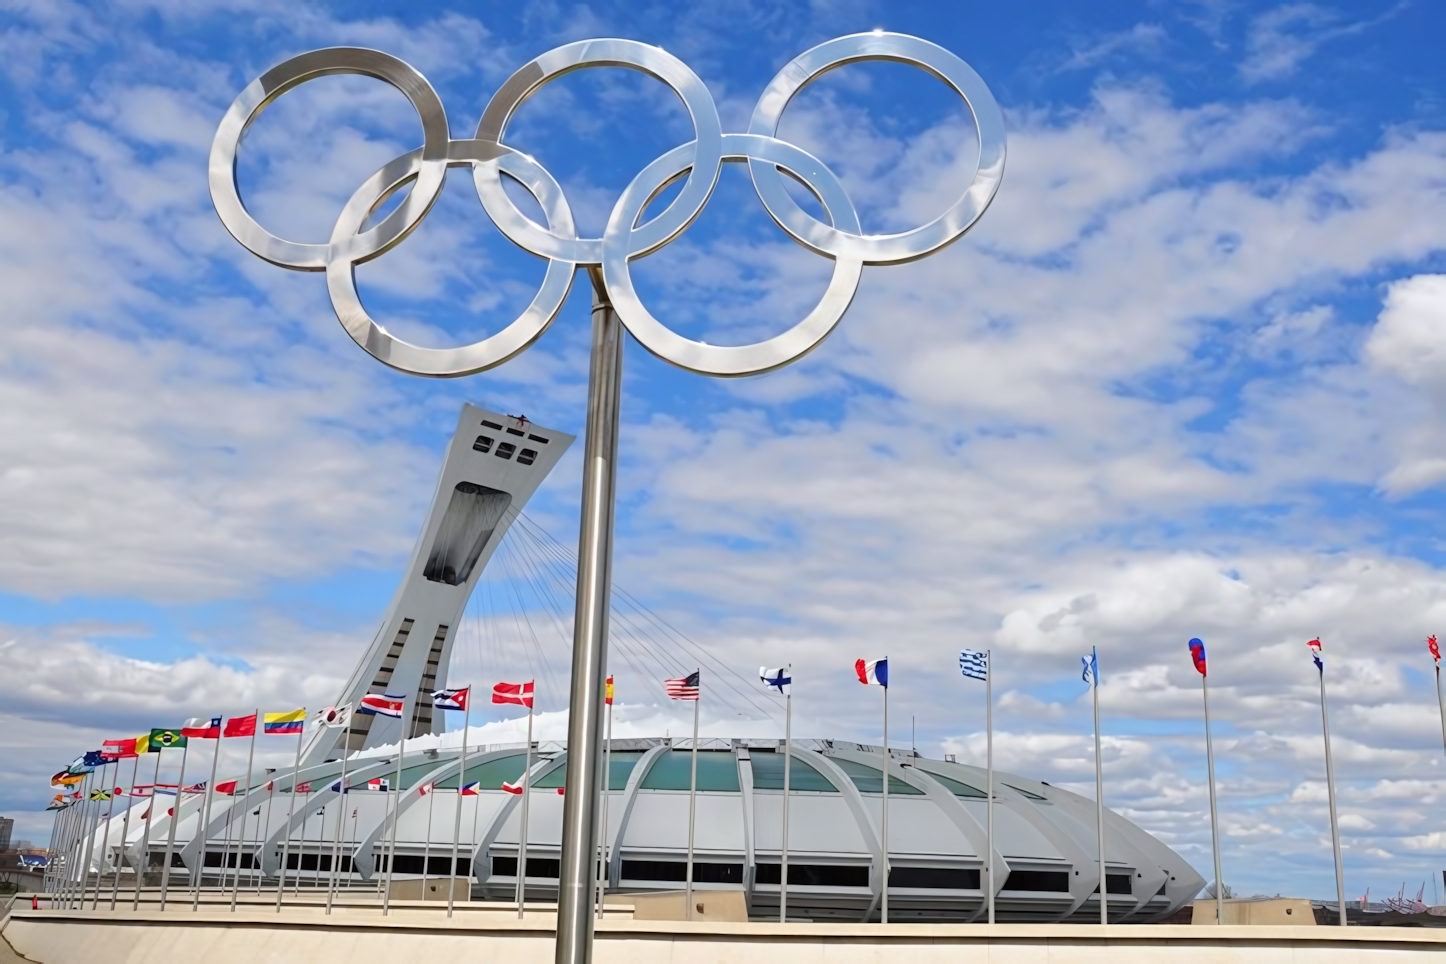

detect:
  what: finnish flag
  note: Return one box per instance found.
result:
[759,667,791,695]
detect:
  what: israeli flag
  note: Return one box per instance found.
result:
[759,666,791,695]
[1081,648,1100,687]
[959,649,988,681]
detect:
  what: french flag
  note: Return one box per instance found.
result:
[358,693,406,718]
[855,657,888,688]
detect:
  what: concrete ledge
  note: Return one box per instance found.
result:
[8,908,1446,963]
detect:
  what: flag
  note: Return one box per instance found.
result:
[131,786,155,797]
[959,650,988,682]
[1307,637,1323,674]
[313,704,351,729]
[223,714,256,738]
[148,728,187,750]
[327,780,349,794]
[1188,638,1208,677]
[1082,649,1100,687]
[112,787,126,796]
[264,709,306,735]
[432,688,469,712]
[81,750,107,768]
[214,780,238,795]
[501,780,524,795]
[492,681,534,708]
[89,789,112,801]
[295,782,312,794]
[182,717,222,739]
[184,782,206,793]
[134,733,150,755]
[605,675,614,706]
[665,670,700,700]
[46,795,69,811]
[367,778,391,791]
[759,667,791,695]
[51,771,83,788]
[358,693,406,718]
[1429,635,1440,666]
[418,782,433,796]
[854,658,887,688]
[459,781,481,797]
[101,738,139,760]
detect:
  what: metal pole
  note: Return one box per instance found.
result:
[881,682,889,924]
[77,770,99,909]
[448,693,471,918]
[89,763,116,909]
[276,727,304,911]
[194,731,222,909]
[159,743,190,909]
[256,777,274,894]
[986,650,995,925]
[231,712,258,913]
[112,755,140,909]
[781,666,792,923]
[597,689,614,920]
[555,270,623,964]
[685,689,699,921]
[133,751,162,910]
[326,747,350,915]
[1436,664,1446,760]
[1092,647,1107,926]
[1319,668,1347,926]
[517,696,535,919]
[422,777,436,901]
[1202,672,1224,925]
[297,789,313,896]
[383,699,410,916]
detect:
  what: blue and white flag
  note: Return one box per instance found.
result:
[759,667,791,695]
[855,657,888,687]
[1081,648,1100,687]
[959,649,988,682]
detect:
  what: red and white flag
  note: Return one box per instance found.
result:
[664,671,699,701]
[214,780,239,795]
[1429,635,1441,666]
[492,681,534,708]
[359,693,406,718]
[182,717,222,739]
[295,782,312,794]
[501,780,524,795]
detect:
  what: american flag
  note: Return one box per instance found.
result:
[664,670,700,701]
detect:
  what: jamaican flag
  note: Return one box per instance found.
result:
[148,728,187,751]
[89,788,112,801]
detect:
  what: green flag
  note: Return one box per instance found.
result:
[148,728,187,750]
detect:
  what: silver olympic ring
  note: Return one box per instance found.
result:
[210,33,1006,378]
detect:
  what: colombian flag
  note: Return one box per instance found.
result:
[264,709,306,735]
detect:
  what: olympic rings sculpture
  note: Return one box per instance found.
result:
[210,33,1005,378]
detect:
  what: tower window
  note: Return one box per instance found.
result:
[473,435,494,453]
[506,427,525,437]
[517,448,537,465]
[495,442,516,460]
[481,420,503,430]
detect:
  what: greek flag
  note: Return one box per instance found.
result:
[1081,648,1100,687]
[959,649,988,681]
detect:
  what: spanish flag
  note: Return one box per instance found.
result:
[605,675,614,706]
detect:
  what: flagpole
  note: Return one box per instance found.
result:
[448,690,471,918]
[276,724,304,911]
[60,777,81,908]
[78,768,101,909]
[257,775,275,894]
[66,772,87,908]
[1318,659,1347,927]
[685,682,700,922]
[112,754,140,909]
[517,692,535,919]
[881,678,889,925]
[422,777,436,900]
[383,697,411,916]
[781,664,792,924]
[1092,647,1107,927]
[597,687,614,920]
[1435,660,1446,760]
[1202,669,1224,926]
[90,762,117,909]
[986,650,995,925]
[326,743,349,915]
[193,725,222,909]
[231,710,258,913]
[133,749,162,910]
[159,741,190,909]
[297,788,313,896]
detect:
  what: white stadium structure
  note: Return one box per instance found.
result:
[73,405,1205,923]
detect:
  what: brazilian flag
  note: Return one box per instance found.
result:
[148,728,187,751]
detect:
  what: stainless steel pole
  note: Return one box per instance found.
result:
[881,682,889,925]
[597,689,614,920]
[781,666,792,923]
[112,755,140,909]
[555,269,623,964]
[159,743,190,909]
[383,698,411,916]
[231,712,258,913]
[77,771,99,910]
[194,730,222,909]
[91,763,119,909]
[1319,669,1347,926]
[325,747,350,915]
[1092,648,1107,927]
[1202,672,1224,925]
[1436,664,1446,760]
[447,693,471,918]
[517,697,535,919]
[685,690,699,921]
[422,776,436,900]
[133,751,162,910]
[276,727,304,911]
[986,651,995,925]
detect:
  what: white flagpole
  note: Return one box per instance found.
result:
[881,677,890,925]
[1202,669,1224,926]
[986,650,995,925]
[325,744,350,915]
[1435,657,1446,760]
[1317,655,1347,926]
[133,749,162,910]
[422,780,436,901]
[159,741,190,908]
[685,681,700,922]
[112,754,140,909]
[73,772,95,909]
[193,726,222,909]
[276,723,304,911]
[383,697,411,916]
[448,690,471,918]
[597,686,614,920]
[517,691,535,919]
[297,788,313,896]
[1091,647,1107,927]
[781,664,792,924]
[78,767,101,908]
[89,763,116,909]
[231,711,258,913]
[256,776,275,894]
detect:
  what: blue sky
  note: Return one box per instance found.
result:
[4,0,1446,902]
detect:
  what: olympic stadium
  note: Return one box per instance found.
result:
[69,405,1203,923]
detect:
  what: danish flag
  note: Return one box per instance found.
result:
[492,681,534,708]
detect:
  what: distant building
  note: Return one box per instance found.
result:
[0,817,12,852]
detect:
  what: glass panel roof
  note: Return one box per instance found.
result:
[748,751,839,792]
[829,757,925,795]
[640,750,740,792]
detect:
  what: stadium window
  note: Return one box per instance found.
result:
[517,448,537,465]
[473,435,494,453]
[495,442,516,459]
[755,863,870,888]
[1003,870,1071,892]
